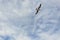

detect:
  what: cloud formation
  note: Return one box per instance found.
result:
[0,0,60,40]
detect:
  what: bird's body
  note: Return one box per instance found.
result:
[35,4,41,14]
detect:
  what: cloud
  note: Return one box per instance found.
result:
[33,0,60,40]
[0,0,60,40]
[15,33,31,40]
[38,33,60,40]
[0,22,16,35]
[0,0,34,40]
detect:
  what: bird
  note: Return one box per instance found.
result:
[35,4,41,14]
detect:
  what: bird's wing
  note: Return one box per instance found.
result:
[38,4,41,10]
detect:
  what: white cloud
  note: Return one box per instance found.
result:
[38,33,60,40]
[0,0,60,40]
[33,0,60,40]
[0,0,33,40]
[0,22,16,35]
[0,11,8,21]
[16,34,31,40]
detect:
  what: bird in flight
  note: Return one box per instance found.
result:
[35,4,41,14]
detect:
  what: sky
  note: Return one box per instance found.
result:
[0,0,60,40]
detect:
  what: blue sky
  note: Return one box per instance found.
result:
[0,0,60,40]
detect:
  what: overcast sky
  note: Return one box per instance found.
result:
[0,0,60,40]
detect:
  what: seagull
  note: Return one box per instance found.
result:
[35,4,41,14]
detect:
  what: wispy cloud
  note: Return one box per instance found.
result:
[0,0,60,40]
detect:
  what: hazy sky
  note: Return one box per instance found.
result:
[0,0,60,40]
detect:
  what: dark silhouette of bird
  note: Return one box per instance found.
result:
[35,4,41,14]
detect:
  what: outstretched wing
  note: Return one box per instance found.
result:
[35,9,39,14]
[38,4,41,10]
